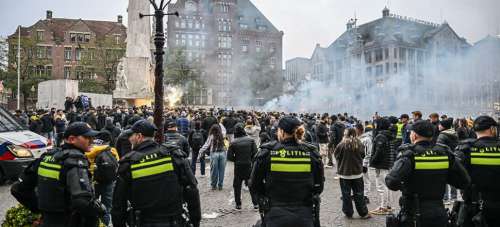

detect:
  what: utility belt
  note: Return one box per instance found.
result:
[128,209,188,227]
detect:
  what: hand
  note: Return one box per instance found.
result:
[92,200,107,217]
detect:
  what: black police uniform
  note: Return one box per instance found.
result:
[111,139,201,227]
[456,135,500,227]
[385,141,470,227]
[249,139,324,227]
[11,143,105,227]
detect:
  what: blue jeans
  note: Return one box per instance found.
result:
[95,181,114,225]
[210,151,226,189]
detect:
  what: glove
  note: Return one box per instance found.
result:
[363,166,368,173]
[92,200,107,217]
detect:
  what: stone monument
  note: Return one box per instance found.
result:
[113,0,155,106]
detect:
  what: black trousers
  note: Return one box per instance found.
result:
[264,206,313,227]
[233,164,257,206]
[339,177,368,217]
[399,202,447,227]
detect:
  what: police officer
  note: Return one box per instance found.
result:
[111,120,201,227]
[249,116,324,227]
[455,116,500,227]
[164,119,191,158]
[11,122,106,227]
[385,120,470,227]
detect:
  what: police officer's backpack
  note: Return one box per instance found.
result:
[94,147,118,184]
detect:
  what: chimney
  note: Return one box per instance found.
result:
[382,7,390,17]
[46,10,53,20]
[117,15,123,24]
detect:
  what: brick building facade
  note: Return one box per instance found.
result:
[7,10,126,86]
[167,0,283,106]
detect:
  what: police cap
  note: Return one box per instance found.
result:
[131,120,157,137]
[278,116,301,134]
[473,116,498,132]
[64,122,100,138]
[409,120,434,138]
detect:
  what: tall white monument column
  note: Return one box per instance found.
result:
[114,0,154,104]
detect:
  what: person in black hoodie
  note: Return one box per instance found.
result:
[227,123,258,210]
[101,117,121,146]
[369,117,395,215]
[223,112,238,143]
[114,116,141,157]
[316,116,330,165]
[436,118,459,203]
[40,110,55,142]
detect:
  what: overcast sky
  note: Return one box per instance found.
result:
[1,0,499,61]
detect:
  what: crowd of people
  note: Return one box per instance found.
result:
[8,105,500,227]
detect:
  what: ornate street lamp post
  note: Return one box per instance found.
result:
[140,0,179,143]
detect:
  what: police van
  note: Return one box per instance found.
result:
[0,106,50,183]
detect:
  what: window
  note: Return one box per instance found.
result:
[35,65,44,76]
[386,63,390,74]
[366,66,372,76]
[175,20,180,28]
[46,66,52,77]
[75,48,82,61]
[181,19,186,28]
[256,40,262,53]
[394,48,398,59]
[88,48,95,61]
[365,51,371,63]
[375,65,383,76]
[258,25,267,31]
[218,35,231,49]
[46,47,52,59]
[64,66,71,79]
[36,47,45,59]
[394,63,398,73]
[241,44,248,53]
[399,48,406,61]
[64,47,72,60]
[375,49,383,62]
[385,48,389,59]
[217,53,232,66]
[240,23,248,29]
[36,31,44,41]
[76,66,84,80]
[220,2,229,12]
[218,19,231,32]
[195,21,200,29]
[270,43,276,53]
[115,35,121,44]
[84,34,90,43]
[188,20,193,29]
[70,33,77,43]
[270,57,276,69]
[77,34,84,43]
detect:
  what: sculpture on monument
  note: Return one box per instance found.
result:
[113,0,155,105]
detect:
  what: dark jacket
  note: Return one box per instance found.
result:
[222,117,238,134]
[102,123,121,146]
[329,122,345,148]
[40,114,54,133]
[437,128,459,151]
[370,130,395,170]
[227,136,257,165]
[115,131,132,158]
[316,122,329,144]
[334,138,365,177]
[165,130,190,157]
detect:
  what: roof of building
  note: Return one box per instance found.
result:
[11,17,126,41]
[237,0,280,33]
[327,9,468,53]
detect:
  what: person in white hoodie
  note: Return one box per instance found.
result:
[244,117,261,147]
[357,123,373,204]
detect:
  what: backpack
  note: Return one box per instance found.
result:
[191,130,204,149]
[94,147,118,184]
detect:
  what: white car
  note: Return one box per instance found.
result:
[0,107,51,183]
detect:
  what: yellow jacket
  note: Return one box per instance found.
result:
[85,145,119,176]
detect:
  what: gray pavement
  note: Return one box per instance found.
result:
[0,162,397,226]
